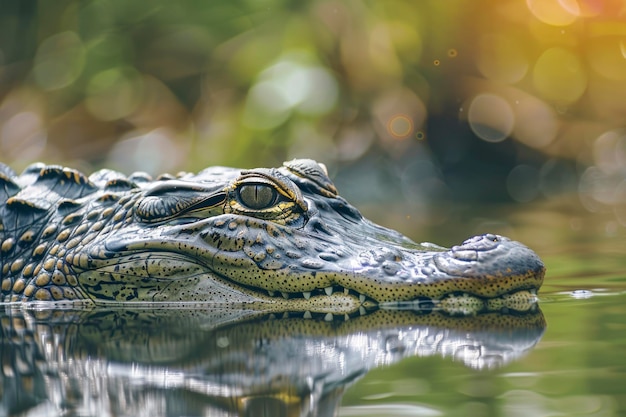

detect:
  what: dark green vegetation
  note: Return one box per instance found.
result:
[0,160,543,315]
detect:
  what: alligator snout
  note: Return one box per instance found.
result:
[433,234,545,291]
[335,234,545,305]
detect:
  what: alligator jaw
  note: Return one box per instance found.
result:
[82,252,542,317]
[92,229,545,316]
[241,234,546,316]
[240,286,541,318]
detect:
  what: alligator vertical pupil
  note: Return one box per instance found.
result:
[238,184,278,209]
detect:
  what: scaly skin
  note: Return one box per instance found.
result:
[0,159,545,315]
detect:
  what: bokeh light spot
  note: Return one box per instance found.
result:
[593,129,626,175]
[433,59,440,66]
[387,114,413,140]
[383,20,423,64]
[448,49,458,58]
[557,0,582,17]
[0,112,47,161]
[539,158,578,197]
[295,67,339,115]
[86,68,143,121]
[476,34,529,83]
[512,95,558,148]
[579,166,619,211]
[243,53,339,129]
[369,24,402,76]
[533,47,587,104]
[507,165,540,202]
[526,0,579,26]
[467,94,514,143]
[107,128,185,174]
[415,131,425,140]
[372,88,426,143]
[243,80,292,130]
[33,31,85,91]
[587,37,626,80]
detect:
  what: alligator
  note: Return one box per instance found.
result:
[0,159,545,315]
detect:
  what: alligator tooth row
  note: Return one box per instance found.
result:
[267,304,376,322]
[265,285,372,305]
[307,308,368,321]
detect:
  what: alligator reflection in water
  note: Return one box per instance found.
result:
[0,305,545,416]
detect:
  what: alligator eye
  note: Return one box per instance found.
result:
[237,184,278,210]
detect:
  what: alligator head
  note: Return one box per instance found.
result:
[0,159,544,314]
[59,158,544,315]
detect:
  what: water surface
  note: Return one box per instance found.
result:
[342,197,626,416]
[1,197,624,417]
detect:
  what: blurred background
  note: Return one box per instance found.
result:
[1,0,626,241]
[2,4,625,414]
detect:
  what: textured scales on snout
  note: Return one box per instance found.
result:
[0,159,545,315]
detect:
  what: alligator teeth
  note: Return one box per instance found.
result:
[303,311,312,319]
[344,288,350,295]
[359,294,366,304]
[268,290,276,297]
[344,314,350,321]
[324,313,333,322]
[324,286,333,296]
[281,292,289,299]
[359,306,366,316]
[302,292,312,300]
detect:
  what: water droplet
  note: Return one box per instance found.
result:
[570,289,592,299]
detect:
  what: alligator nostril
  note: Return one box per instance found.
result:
[484,233,499,242]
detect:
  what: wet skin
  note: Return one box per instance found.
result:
[0,159,545,315]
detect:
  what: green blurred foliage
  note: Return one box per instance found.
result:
[0,0,483,170]
[1,0,625,208]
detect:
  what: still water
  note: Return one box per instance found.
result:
[1,197,624,417]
